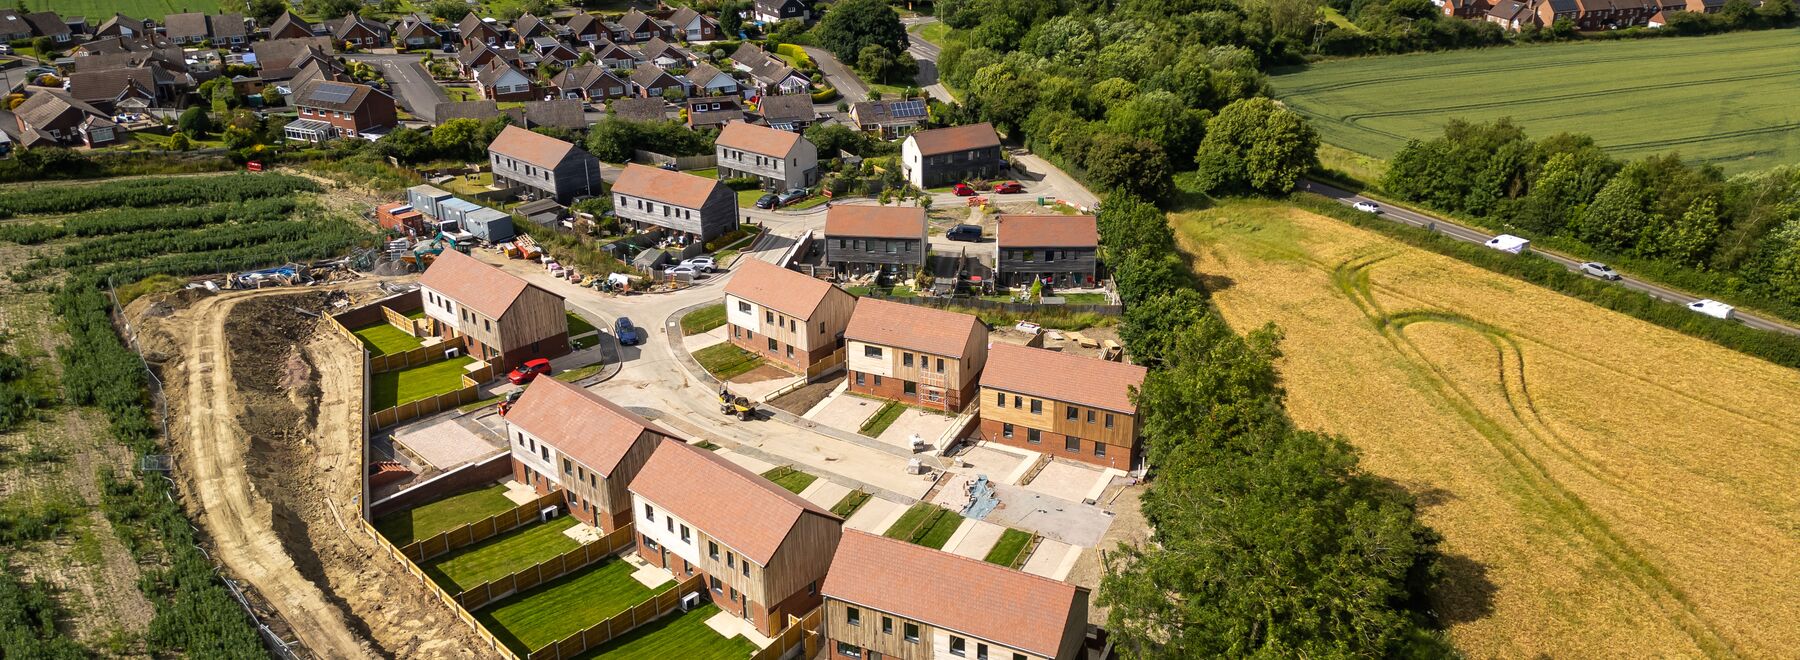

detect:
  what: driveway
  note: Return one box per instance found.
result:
[350,53,446,122]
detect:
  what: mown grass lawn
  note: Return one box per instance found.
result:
[1058,292,1110,305]
[352,322,424,356]
[831,490,871,518]
[371,356,476,409]
[686,167,719,179]
[576,603,756,660]
[478,558,673,655]
[693,343,763,380]
[913,510,965,550]
[423,517,581,593]
[374,483,516,546]
[736,189,770,208]
[858,401,905,437]
[983,528,1033,568]
[567,311,599,337]
[681,304,727,336]
[883,503,938,540]
[760,466,817,494]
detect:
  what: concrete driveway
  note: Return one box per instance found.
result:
[392,416,505,471]
[933,473,1112,548]
[943,518,1005,560]
[1022,460,1114,504]
[808,393,887,434]
[845,496,907,533]
[874,407,957,451]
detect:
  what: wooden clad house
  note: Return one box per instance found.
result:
[900,122,1006,188]
[487,125,604,203]
[504,378,674,532]
[417,249,570,372]
[979,343,1146,470]
[713,121,819,192]
[994,214,1099,288]
[823,205,929,279]
[844,298,988,412]
[629,441,843,637]
[723,260,857,375]
[611,164,739,242]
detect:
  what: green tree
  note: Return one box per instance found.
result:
[815,0,909,62]
[1191,97,1318,195]
[425,0,466,20]
[585,118,639,163]
[1573,164,1655,251]
[1106,90,1210,170]
[966,61,1036,133]
[1756,0,1796,21]
[168,132,192,151]
[1118,289,1209,366]
[260,86,284,107]
[244,0,290,25]
[1638,195,1724,267]
[1097,193,1175,257]
[1110,251,1187,307]
[178,106,213,137]
[304,0,361,20]
[431,118,483,160]
[720,1,743,36]
[1085,132,1172,202]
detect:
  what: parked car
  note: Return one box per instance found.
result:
[777,188,809,206]
[0,45,12,55]
[754,193,778,209]
[1353,201,1380,213]
[951,183,976,196]
[507,358,552,385]
[658,162,679,171]
[993,181,1025,194]
[614,317,643,345]
[682,256,716,273]
[664,264,698,278]
[1581,262,1621,280]
[946,224,982,242]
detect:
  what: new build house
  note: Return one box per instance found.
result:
[845,298,988,412]
[487,125,604,203]
[417,249,570,371]
[823,205,928,279]
[724,259,857,375]
[505,377,675,532]
[629,440,843,637]
[994,214,1099,288]
[980,343,1146,470]
[611,164,739,242]
[901,122,1006,188]
[714,121,818,192]
[823,530,1091,660]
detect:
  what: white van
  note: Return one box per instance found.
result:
[1687,299,1735,320]
[1484,234,1530,254]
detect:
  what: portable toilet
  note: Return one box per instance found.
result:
[406,185,454,219]
[463,207,515,242]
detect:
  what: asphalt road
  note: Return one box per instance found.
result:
[802,46,868,104]
[348,53,446,123]
[902,17,955,103]
[1305,179,1800,337]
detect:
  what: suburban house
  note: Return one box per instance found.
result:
[457,12,505,47]
[635,38,696,68]
[980,343,1146,471]
[628,440,843,637]
[724,259,857,375]
[14,90,119,148]
[686,96,746,129]
[994,215,1099,288]
[1434,0,1494,17]
[611,96,671,122]
[267,11,315,40]
[94,13,146,38]
[417,248,570,371]
[161,12,211,44]
[614,9,668,42]
[283,80,397,143]
[532,37,581,68]
[844,298,988,412]
[565,13,605,43]
[850,99,928,138]
[551,65,630,100]
[901,123,1007,188]
[329,12,389,48]
[24,11,72,43]
[630,63,686,98]
[487,125,604,203]
[477,60,539,101]
[823,205,928,279]
[665,7,722,40]
[505,377,674,532]
[517,99,588,132]
[589,41,641,69]
[68,66,176,113]
[0,10,31,41]
[457,41,506,75]
[823,530,1091,660]
[252,38,336,81]
[755,93,817,132]
[754,0,815,23]
[394,14,444,48]
[1486,0,1540,28]
[512,12,552,44]
[729,44,811,96]
[685,62,740,97]
[714,121,819,191]
[611,164,739,242]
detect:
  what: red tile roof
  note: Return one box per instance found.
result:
[487,124,578,170]
[907,122,1001,155]
[628,440,838,565]
[824,205,926,240]
[418,249,543,318]
[845,298,983,358]
[505,377,672,475]
[724,260,840,320]
[612,163,724,209]
[822,531,1086,658]
[982,343,1145,413]
[714,120,802,156]
[996,214,1097,248]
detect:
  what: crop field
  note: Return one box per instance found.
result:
[1271,30,1800,173]
[1173,199,1800,657]
[22,0,221,20]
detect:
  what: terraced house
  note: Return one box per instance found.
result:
[714,121,819,191]
[823,531,1091,660]
[994,214,1099,288]
[505,378,673,532]
[979,344,1146,471]
[611,164,739,242]
[823,205,928,279]
[629,440,843,637]
[844,298,988,412]
[724,260,857,375]
[417,249,570,371]
[487,125,603,203]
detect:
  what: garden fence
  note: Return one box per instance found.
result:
[370,335,469,373]
[356,514,523,660]
[371,383,480,429]
[751,606,825,660]
[863,292,1122,316]
[527,575,706,660]
[399,491,567,563]
[455,522,638,610]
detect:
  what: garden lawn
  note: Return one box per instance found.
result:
[370,356,476,409]
[785,195,830,211]
[567,311,599,337]
[577,603,756,660]
[374,483,516,545]
[760,466,817,494]
[884,503,948,542]
[913,510,965,550]
[423,517,581,593]
[681,304,727,335]
[685,168,719,178]
[737,189,769,208]
[1058,293,1109,305]
[693,343,763,380]
[478,558,673,655]
[352,322,424,356]
[910,21,951,47]
[858,401,904,437]
[831,490,871,518]
[983,529,1033,567]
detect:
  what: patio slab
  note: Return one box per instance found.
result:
[808,394,887,434]
[392,416,504,471]
[1020,539,1079,580]
[944,519,1006,560]
[874,408,957,452]
[1023,460,1113,503]
[797,479,851,509]
[706,609,776,649]
[844,496,906,533]
[501,480,539,505]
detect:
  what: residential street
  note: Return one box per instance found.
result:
[902,17,956,103]
[802,46,868,103]
[347,52,446,122]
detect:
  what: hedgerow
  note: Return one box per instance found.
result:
[0,173,317,219]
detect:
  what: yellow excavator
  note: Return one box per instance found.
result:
[719,386,757,421]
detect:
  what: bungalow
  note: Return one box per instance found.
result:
[724,259,858,374]
[611,164,739,242]
[628,440,843,637]
[665,7,722,41]
[849,98,928,138]
[417,248,570,371]
[394,14,444,49]
[477,60,539,102]
[630,63,686,98]
[456,41,505,75]
[210,13,248,46]
[24,11,72,44]
[615,9,667,42]
[588,41,640,69]
[685,62,739,97]
[0,10,30,42]
[994,214,1099,288]
[565,13,605,43]
[488,125,604,203]
[252,38,336,81]
[611,96,671,122]
[14,90,119,148]
[267,11,315,40]
[512,12,552,44]
[329,12,389,48]
[714,121,818,191]
[162,12,211,44]
[730,43,811,96]
[532,36,580,68]
[93,13,146,39]
[686,96,745,130]
[754,0,815,23]
[457,12,505,47]
[755,93,816,131]
[635,37,695,68]
[845,298,988,412]
[901,123,1006,189]
[284,79,396,142]
[551,65,630,101]
[517,99,587,132]
[823,205,928,279]
[505,377,674,532]
[980,343,1146,470]
[67,66,171,113]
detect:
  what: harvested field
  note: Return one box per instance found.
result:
[1174,199,1800,657]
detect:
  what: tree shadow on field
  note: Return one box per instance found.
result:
[1433,552,1498,627]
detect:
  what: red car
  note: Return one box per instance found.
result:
[951,183,976,196]
[993,181,1024,194]
[507,358,553,385]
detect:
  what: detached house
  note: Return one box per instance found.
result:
[283,79,396,143]
[162,12,210,44]
[588,41,640,69]
[67,66,172,113]
[686,96,745,130]
[94,13,146,39]
[505,377,673,532]
[685,62,739,97]
[845,298,988,412]
[565,13,605,43]
[754,0,815,23]
[487,125,604,203]
[850,99,928,138]
[630,63,685,98]
[629,440,843,637]
[330,12,389,48]
[665,7,721,41]
[267,11,315,40]
[418,248,570,371]
[902,123,1006,188]
[0,10,30,42]
[980,343,1146,470]
[394,14,445,49]
[513,13,552,45]
[724,260,857,375]
[477,60,539,101]
[612,164,739,242]
[994,215,1098,288]
[823,530,1091,660]
[1486,0,1540,28]
[714,121,818,191]
[23,11,72,44]
[14,90,119,148]
[729,43,810,96]
[457,12,505,47]
[755,93,816,131]
[551,65,630,101]
[615,9,667,42]
[824,205,928,279]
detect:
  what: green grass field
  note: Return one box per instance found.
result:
[370,356,476,409]
[1272,30,1800,173]
[374,483,516,546]
[983,529,1033,567]
[351,322,424,356]
[693,343,763,380]
[567,311,598,338]
[578,603,757,659]
[759,466,817,494]
[478,558,673,655]
[423,517,581,593]
[23,0,220,20]
[681,304,727,336]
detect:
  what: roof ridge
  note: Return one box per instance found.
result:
[849,529,1080,590]
[671,440,834,519]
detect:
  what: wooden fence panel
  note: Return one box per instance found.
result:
[400,491,565,562]
[355,515,524,660]
[457,523,637,611]
[529,575,704,660]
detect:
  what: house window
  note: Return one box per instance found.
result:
[709,541,719,560]
[768,338,779,351]
[1002,423,1013,439]
[836,642,862,658]
[903,381,916,395]
[937,358,945,373]
[1029,400,1042,414]
[741,561,750,577]
[1067,407,1079,421]
[977,643,989,660]
[679,524,690,543]
[726,553,735,568]
[563,458,572,474]
[863,345,882,358]
[1012,396,1022,409]
[786,345,794,358]
[1014,654,1027,660]
[949,636,966,657]
[766,310,774,323]
[902,353,913,368]
[904,622,919,642]
[996,392,1006,406]
[1105,413,1115,429]
[711,576,722,593]
[1066,436,1080,452]
[1095,443,1107,457]
[855,372,865,386]
[1028,429,1041,444]
[882,617,893,634]
[642,533,659,551]
[846,607,861,626]
[738,301,751,312]
[666,517,674,533]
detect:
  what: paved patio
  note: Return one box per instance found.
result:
[501,480,538,505]
[1020,539,1081,580]
[874,408,958,452]
[391,417,505,471]
[844,496,906,533]
[943,519,1006,560]
[706,609,775,649]
[1023,460,1114,503]
[932,474,1113,548]
[807,394,887,434]
[798,479,851,509]
[947,445,1027,483]
[682,326,729,353]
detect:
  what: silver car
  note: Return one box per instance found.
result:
[1581,262,1621,280]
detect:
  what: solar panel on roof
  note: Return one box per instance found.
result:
[892,99,926,118]
[311,82,355,103]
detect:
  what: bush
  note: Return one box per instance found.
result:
[810,86,840,103]
[722,176,763,191]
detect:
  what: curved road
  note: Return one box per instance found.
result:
[1305,179,1800,337]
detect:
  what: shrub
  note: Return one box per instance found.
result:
[722,176,763,191]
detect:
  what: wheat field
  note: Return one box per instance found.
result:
[1174,200,1800,657]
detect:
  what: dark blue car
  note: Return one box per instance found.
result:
[614,317,643,345]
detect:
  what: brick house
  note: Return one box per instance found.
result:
[267,11,315,40]
[844,298,988,412]
[1434,0,1494,17]
[14,90,119,148]
[330,12,389,48]
[754,0,814,23]
[457,12,505,47]
[823,530,1091,660]
[994,214,1099,289]
[901,123,1007,188]
[611,164,740,242]
[724,260,857,375]
[488,125,604,203]
[629,441,843,637]
[849,99,928,139]
[477,60,539,102]
[283,80,396,143]
[824,205,928,279]
[714,121,819,191]
[504,377,673,532]
[979,343,1146,471]
[551,64,631,100]
[1486,0,1540,29]
[664,7,721,41]
[393,14,444,49]
[417,249,570,372]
